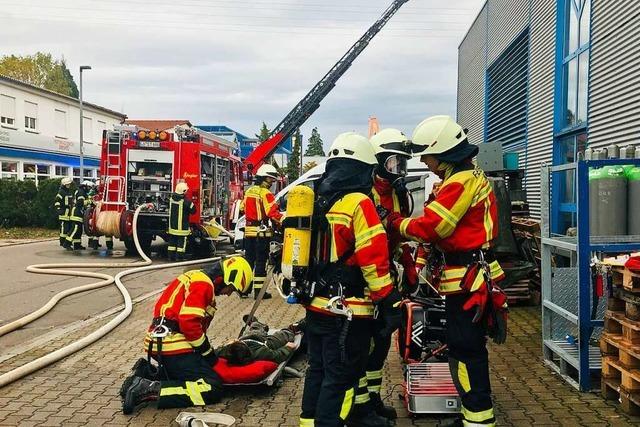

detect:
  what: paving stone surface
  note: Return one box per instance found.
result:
[1,293,640,426]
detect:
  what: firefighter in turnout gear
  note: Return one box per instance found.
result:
[54,177,74,248]
[121,256,253,414]
[350,128,413,421]
[66,180,92,250]
[241,164,282,300]
[87,179,113,251]
[299,132,400,427]
[386,116,507,427]
[168,182,196,261]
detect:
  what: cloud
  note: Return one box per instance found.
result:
[0,0,483,149]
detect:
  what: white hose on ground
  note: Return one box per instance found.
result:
[0,204,220,388]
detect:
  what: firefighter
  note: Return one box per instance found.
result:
[385,116,507,427]
[54,177,73,249]
[241,164,282,299]
[87,179,113,251]
[66,180,92,251]
[121,256,253,414]
[299,132,401,427]
[168,182,196,261]
[350,128,414,421]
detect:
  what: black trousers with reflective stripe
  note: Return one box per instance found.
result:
[155,352,223,409]
[167,234,188,258]
[66,221,83,248]
[244,236,269,287]
[59,219,70,246]
[445,294,494,423]
[365,325,392,392]
[301,310,372,427]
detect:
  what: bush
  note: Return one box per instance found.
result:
[0,178,66,229]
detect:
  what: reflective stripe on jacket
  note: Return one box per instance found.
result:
[394,165,504,294]
[307,192,393,318]
[169,193,196,236]
[70,188,87,223]
[143,270,217,356]
[241,183,282,237]
[55,187,73,220]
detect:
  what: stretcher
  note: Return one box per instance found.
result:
[223,332,304,387]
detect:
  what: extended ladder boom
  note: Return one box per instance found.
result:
[243,0,409,172]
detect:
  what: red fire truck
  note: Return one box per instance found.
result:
[86,125,243,255]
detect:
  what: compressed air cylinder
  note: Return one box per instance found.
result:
[607,144,620,159]
[596,166,627,236]
[620,145,635,159]
[584,148,594,160]
[281,185,314,281]
[589,168,603,235]
[628,167,640,235]
[636,146,640,159]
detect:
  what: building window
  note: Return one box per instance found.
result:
[1,161,18,180]
[55,166,69,177]
[73,167,81,183]
[55,109,67,138]
[23,163,50,185]
[24,101,38,131]
[1,94,16,127]
[562,0,590,129]
[84,169,95,178]
[97,120,107,143]
[83,116,93,143]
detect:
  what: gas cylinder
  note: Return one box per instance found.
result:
[584,148,593,160]
[597,166,627,236]
[589,167,603,235]
[281,185,314,282]
[620,145,635,159]
[607,144,620,159]
[628,166,640,235]
[636,146,640,159]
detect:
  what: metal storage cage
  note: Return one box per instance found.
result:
[541,159,640,391]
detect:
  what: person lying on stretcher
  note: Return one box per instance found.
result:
[216,316,305,365]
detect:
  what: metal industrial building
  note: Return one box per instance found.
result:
[457,0,638,229]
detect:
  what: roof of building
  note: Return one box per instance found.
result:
[125,119,192,131]
[197,124,292,157]
[0,75,127,120]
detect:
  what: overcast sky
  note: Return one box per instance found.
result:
[1,0,483,150]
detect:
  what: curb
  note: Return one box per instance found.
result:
[0,238,58,248]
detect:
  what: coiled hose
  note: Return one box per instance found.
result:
[0,204,219,387]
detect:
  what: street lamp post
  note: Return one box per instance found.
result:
[79,65,92,179]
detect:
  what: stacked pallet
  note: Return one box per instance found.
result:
[601,266,640,415]
[510,217,542,304]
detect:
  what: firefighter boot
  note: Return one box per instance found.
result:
[347,402,394,427]
[119,359,155,398]
[106,240,114,250]
[89,238,99,250]
[369,392,397,420]
[122,376,160,415]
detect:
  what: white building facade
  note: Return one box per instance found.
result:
[457,0,639,232]
[0,76,126,184]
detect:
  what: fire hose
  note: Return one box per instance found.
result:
[0,204,220,388]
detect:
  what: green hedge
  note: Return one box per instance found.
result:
[0,178,67,228]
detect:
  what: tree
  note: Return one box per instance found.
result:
[285,129,302,181]
[256,122,271,142]
[303,161,318,173]
[0,53,79,98]
[304,127,325,156]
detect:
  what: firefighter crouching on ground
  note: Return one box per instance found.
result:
[120,256,253,414]
[87,179,113,251]
[241,164,282,300]
[54,177,73,249]
[350,128,414,422]
[168,182,196,261]
[66,180,93,251]
[385,116,508,427]
[298,132,401,427]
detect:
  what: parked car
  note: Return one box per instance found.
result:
[232,160,439,250]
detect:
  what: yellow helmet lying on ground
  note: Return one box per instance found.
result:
[222,256,253,295]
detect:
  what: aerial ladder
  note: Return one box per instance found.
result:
[242,0,410,175]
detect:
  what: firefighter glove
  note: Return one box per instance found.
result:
[462,281,489,323]
[378,287,402,336]
[487,287,509,344]
[384,212,403,231]
[400,245,418,293]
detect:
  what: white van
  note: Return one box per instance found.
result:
[232,160,439,249]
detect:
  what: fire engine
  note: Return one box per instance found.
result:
[85,125,243,255]
[86,0,409,257]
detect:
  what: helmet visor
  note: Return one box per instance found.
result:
[384,155,408,177]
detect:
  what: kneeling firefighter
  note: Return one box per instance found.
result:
[168,182,196,261]
[351,128,414,421]
[241,164,283,299]
[283,132,401,427]
[385,116,508,427]
[121,256,253,414]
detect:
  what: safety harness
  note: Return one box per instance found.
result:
[146,317,180,380]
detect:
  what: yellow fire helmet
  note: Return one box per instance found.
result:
[222,256,253,295]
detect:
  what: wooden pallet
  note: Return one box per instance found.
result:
[503,278,531,304]
[602,374,640,415]
[611,267,640,293]
[604,311,640,345]
[602,355,640,392]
